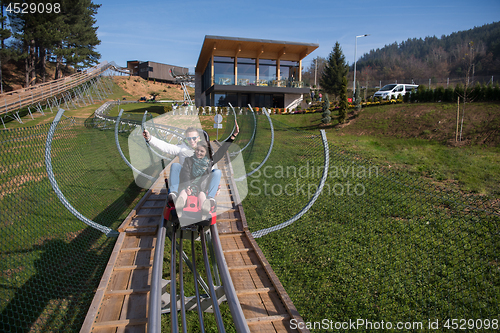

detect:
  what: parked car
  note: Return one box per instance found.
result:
[373,84,419,100]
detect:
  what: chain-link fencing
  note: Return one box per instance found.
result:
[0,117,145,332]
[241,115,500,331]
[2,106,498,332]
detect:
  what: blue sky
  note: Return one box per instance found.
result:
[95,0,500,72]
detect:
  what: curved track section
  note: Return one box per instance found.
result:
[44,108,119,237]
[115,109,157,182]
[228,103,256,156]
[251,129,330,239]
[234,105,274,182]
[82,140,310,333]
[220,103,237,143]
[141,111,174,161]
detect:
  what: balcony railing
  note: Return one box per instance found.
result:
[214,74,304,88]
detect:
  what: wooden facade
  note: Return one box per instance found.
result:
[194,35,318,107]
[195,36,318,82]
[127,61,189,83]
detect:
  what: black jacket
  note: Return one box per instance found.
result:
[179,137,234,194]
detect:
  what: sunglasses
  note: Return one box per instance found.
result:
[186,136,199,141]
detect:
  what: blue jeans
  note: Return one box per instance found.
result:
[169,163,222,198]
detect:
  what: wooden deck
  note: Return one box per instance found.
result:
[81,149,308,333]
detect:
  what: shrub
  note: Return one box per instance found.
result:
[425,87,434,102]
[454,83,464,99]
[354,82,362,111]
[433,86,443,101]
[484,83,494,101]
[444,87,454,102]
[164,104,173,113]
[338,77,348,123]
[494,83,500,101]
[403,91,410,103]
[471,82,484,101]
[321,94,331,124]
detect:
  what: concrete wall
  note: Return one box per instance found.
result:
[284,93,303,110]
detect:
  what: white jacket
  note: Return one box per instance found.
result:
[148,136,193,164]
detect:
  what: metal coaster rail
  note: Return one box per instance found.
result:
[40,68,319,331]
[44,108,119,237]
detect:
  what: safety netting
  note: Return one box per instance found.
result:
[1,105,499,332]
[0,117,145,332]
[241,114,500,331]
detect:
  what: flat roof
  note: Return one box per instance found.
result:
[195,35,319,73]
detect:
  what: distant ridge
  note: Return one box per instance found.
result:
[356,21,500,82]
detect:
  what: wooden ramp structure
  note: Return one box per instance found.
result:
[0,62,115,116]
[81,149,308,333]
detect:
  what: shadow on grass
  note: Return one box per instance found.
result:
[0,181,145,332]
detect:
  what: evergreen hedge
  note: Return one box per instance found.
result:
[410,82,500,103]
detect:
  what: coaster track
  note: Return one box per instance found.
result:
[35,66,326,331]
[0,61,126,127]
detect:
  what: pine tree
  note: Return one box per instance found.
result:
[321,94,331,124]
[7,0,101,85]
[338,76,348,123]
[62,0,101,71]
[0,1,12,92]
[354,81,361,111]
[320,42,348,100]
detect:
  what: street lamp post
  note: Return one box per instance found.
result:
[353,34,370,98]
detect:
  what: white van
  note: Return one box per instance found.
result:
[373,84,419,100]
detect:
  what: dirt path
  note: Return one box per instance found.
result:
[113,76,193,101]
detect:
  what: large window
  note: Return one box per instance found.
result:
[280,60,299,80]
[213,93,238,107]
[255,94,272,108]
[240,94,249,107]
[237,58,256,85]
[226,93,238,106]
[259,59,276,82]
[214,56,234,85]
[202,57,212,91]
[214,93,227,107]
[272,94,284,108]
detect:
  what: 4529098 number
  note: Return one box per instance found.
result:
[443,319,498,330]
[6,2,61,14]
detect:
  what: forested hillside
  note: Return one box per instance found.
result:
[302,21,500,88]
[0,0,101,90]
[355,21,500,83]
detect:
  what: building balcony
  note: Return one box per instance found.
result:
[213,74,304,88]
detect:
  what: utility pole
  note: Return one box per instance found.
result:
[353,34,370,98]
[314,58,317,87]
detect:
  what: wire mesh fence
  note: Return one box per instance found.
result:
[0,118,145,332]
[349,75,497,90]
[1,107,499,332]
[242,115,500,331]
